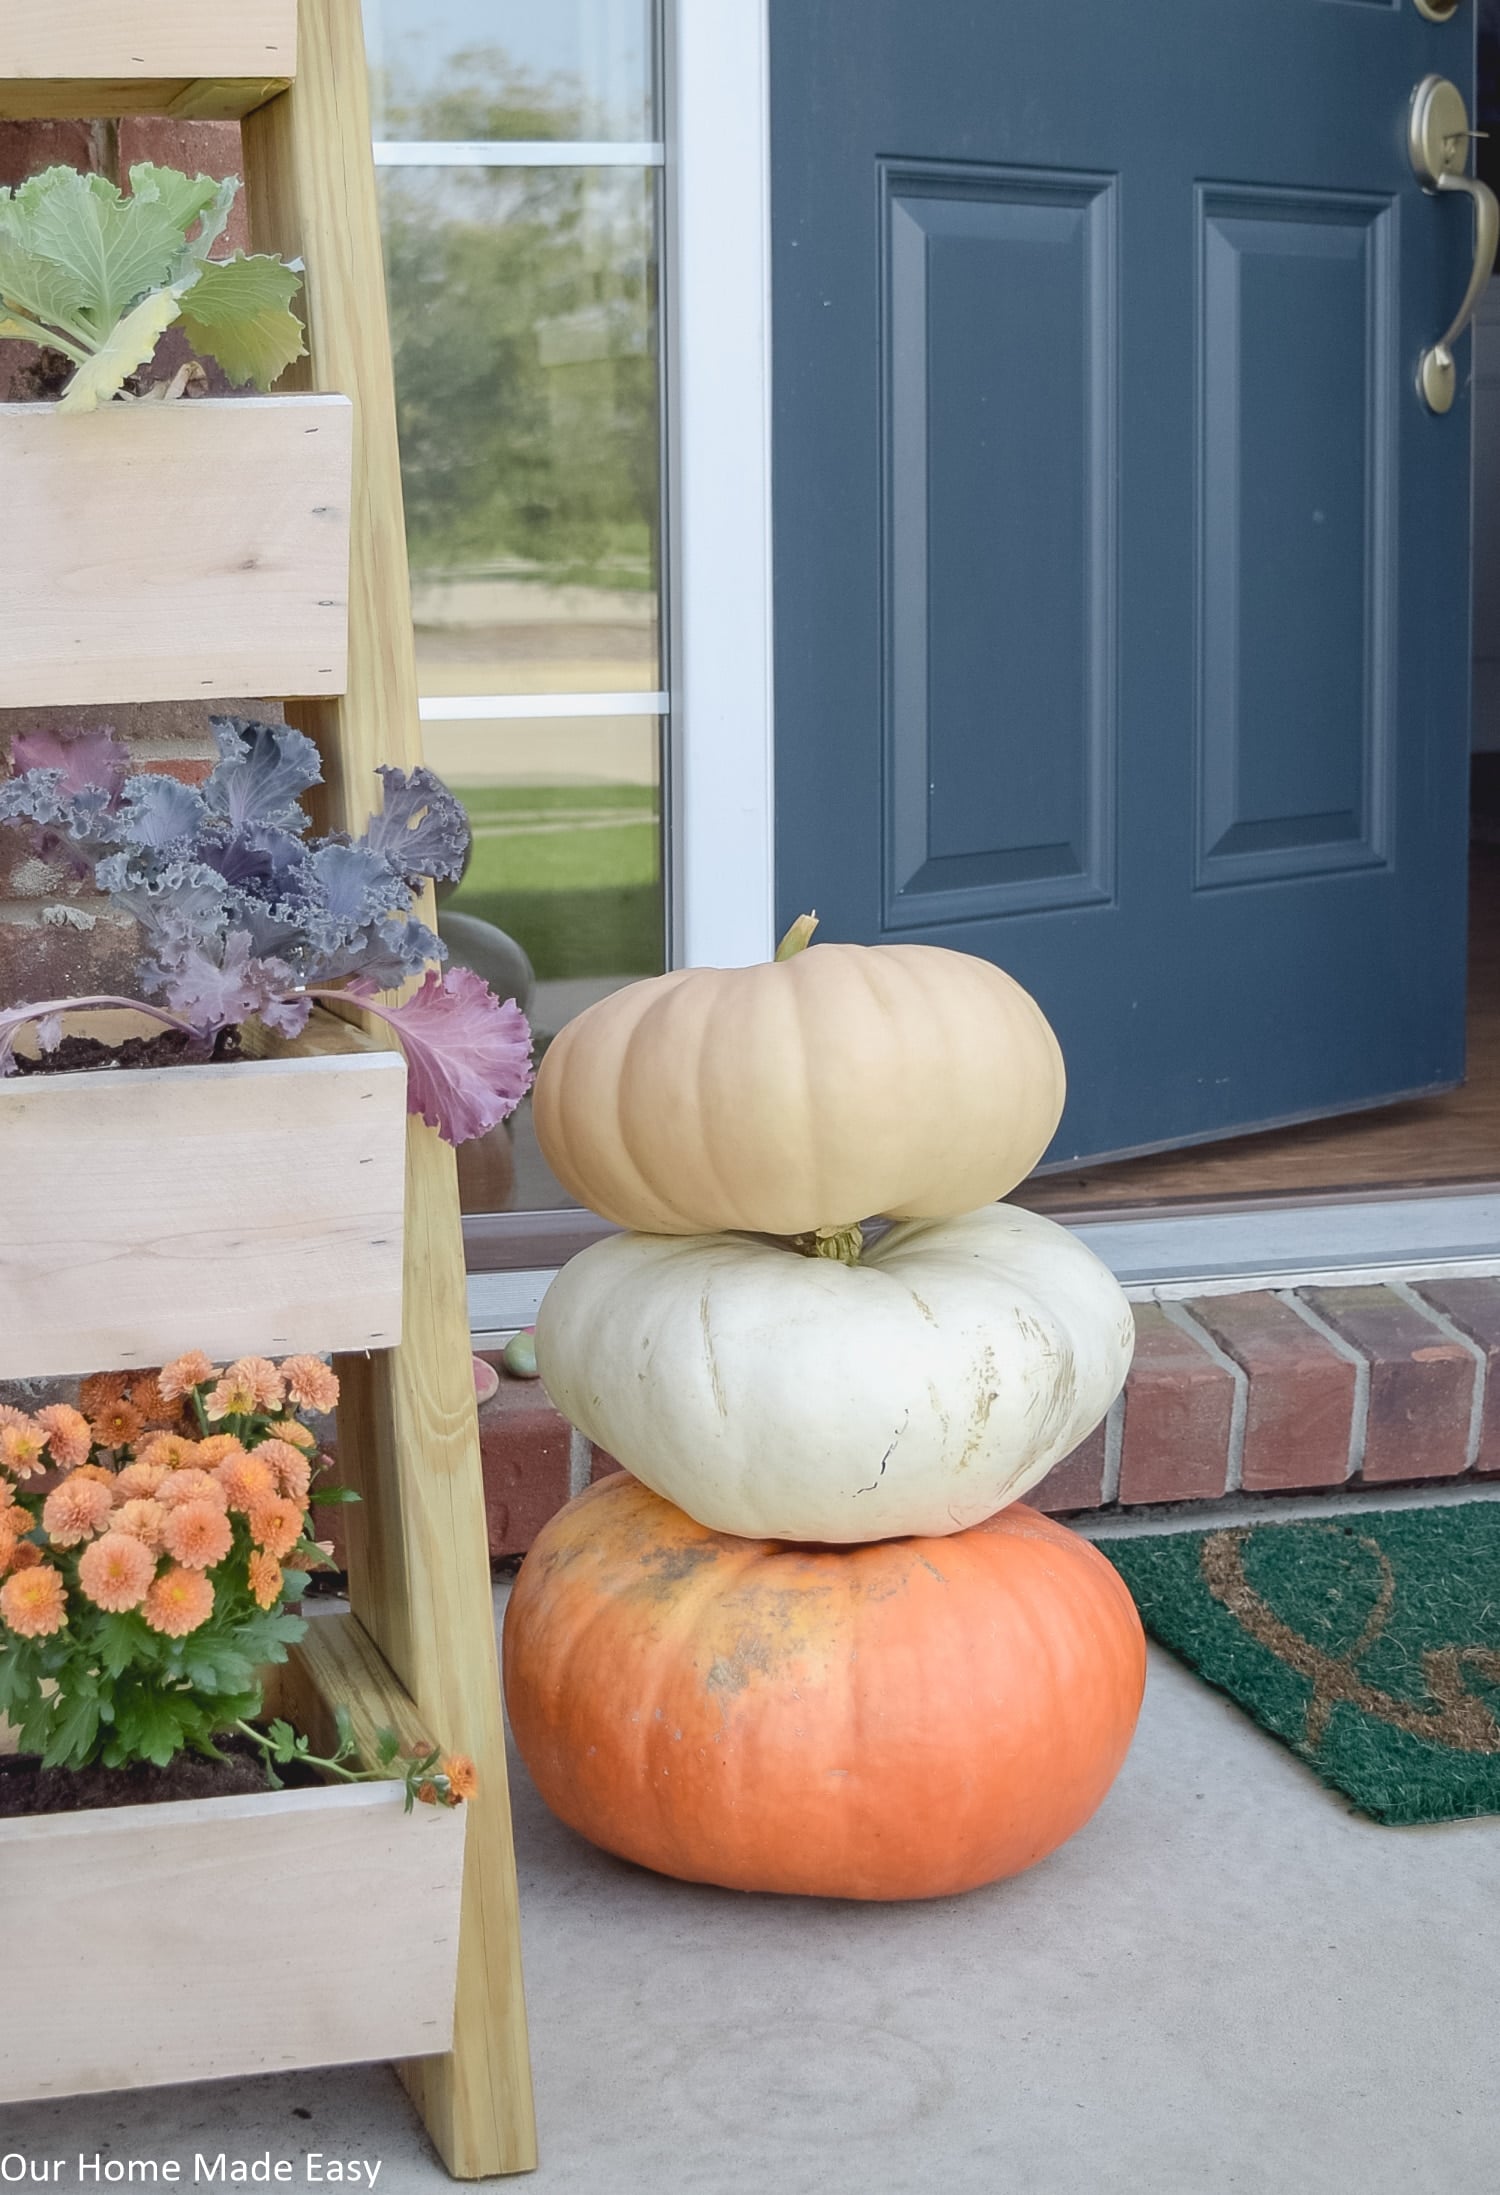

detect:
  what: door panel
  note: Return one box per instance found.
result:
[771,0,1476,1165]
[884,164,1116,927]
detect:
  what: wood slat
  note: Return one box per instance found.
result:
[243,3,538,2175]
[0,1779,465,2104]
[0,396,351,710]
[0,1047,407,1378]
[0,3,295,116]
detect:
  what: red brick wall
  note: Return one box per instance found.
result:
[0,115,260,1014]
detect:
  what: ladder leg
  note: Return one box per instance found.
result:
[241,3,538,2174]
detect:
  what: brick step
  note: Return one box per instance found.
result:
[474,1278,1500,1557]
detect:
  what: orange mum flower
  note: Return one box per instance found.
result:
[162,1499,233,1571]
[158,1351,215,1402]
[278,1419,317,1452]
[142,1565,213,1637]
[204,1372,257,1422]
[126,1374,178,1430]
[256,1439,312,1505]
[0,1403,34,1433]
[112,1459,170,1500]
[111,1498,166,1550]
[77,1531,155,1613]
[225,1356,284,1412]
[247,1549,283,1610]
[41,1473,115,1547]
[247,1494,303,1560]
[0,1419,49,1479]
[156,1468,229,1513]
[0,1562,66,1637]
[4,1539,43,1576]
[442,1755,478,1803]
[89,1399,143,1451]
[78,1371,131,1417]
[193,1433,246,1468]
[34,1404,92,1471]
[217,1453,277,1514]
[278,1356,339,1414]
[137,1431,202,1474]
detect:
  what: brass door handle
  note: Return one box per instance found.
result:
[1409,74,1499,412]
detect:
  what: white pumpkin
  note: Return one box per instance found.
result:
[534,1203,1134,1543]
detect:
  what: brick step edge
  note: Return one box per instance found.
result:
[470,1278,1500,1558]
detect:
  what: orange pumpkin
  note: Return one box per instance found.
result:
[503,1473,1146,1901]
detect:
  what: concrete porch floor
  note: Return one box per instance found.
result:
[4,1587,1497,2195]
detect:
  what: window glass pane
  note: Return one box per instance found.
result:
[429,718,665,1214]
[381,165,661,698]
[365,0,654,142]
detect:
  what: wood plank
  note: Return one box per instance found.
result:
[0,1050,406,1378]
[0,77,293,121]
[0,3,295,107]
[243,5,538,2175]
[0,396,350,709]
[0,1779,465,2104]
[285,1608,450,1762]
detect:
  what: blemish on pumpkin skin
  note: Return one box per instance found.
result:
[908,1291,937,1326]
[704,1632,775,1695]
[699,1285,729,1420]
[955,1347,1000,1470]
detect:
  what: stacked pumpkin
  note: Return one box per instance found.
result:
[503,920,1146,1900]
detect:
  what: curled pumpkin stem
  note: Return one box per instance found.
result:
[774,912,819,961]
[785,1221,864,1266]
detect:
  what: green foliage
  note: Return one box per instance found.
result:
[378,55,657,592]
[0,163,304,410]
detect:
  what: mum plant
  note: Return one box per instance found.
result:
[0,717,533,1144]
[0,163,304,410]
[0,1352,473,1806]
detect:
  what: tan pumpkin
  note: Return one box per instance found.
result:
[504,1474,1146,1900]
[532,926,1065,1236]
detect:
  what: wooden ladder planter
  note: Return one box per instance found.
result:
[0,396,353,709]
[0,2,538,2174]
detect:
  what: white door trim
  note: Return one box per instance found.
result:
[662,0,778,970]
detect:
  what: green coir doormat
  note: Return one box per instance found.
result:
[1100,1506,1500,1824]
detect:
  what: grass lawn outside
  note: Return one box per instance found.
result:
[447,782,663,981]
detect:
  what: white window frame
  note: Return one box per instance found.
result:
[662,0,777,969]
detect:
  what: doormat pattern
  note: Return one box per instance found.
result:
[1099,1506,1500,1823]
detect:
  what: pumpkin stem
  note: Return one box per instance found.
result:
[786,1221,864,1266]
[773,912,819,961]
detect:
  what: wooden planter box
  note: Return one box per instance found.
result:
[0,396,352,709]
[0,1040,407,1379]
[0,1776,467,2102]
[0,3,297,119]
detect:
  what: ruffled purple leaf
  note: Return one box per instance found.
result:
[150,932,299,1034]
[115,773,207,854]
[197,822,307,893]
[306,912,443,991]
[308,839,410,926]
[340,967,533,1146]
[99,858,231,955]
[0,767,70,829]
[257,992,314,1040]
[9,728,128,804]
[203,717,323,832]
[365,766,471,885]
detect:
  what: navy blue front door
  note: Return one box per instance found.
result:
[771,1,1478,1165]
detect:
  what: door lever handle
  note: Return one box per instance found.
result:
[1409,74,1500,412]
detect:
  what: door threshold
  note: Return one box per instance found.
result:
[1071,1186,1500,1298]
[466,1183,1500,1336]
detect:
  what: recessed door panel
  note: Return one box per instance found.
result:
[883,166,1116,927]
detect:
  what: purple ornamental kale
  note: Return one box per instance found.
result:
[0,715,533,1143]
